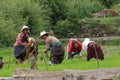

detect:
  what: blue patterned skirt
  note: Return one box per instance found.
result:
[14,46,26,60]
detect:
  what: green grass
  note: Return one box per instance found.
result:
[113,78,120,80]
[0,45,120,77]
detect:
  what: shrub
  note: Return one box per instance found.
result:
[0,0,51,47]
[54,0,104,37]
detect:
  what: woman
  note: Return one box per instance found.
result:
[82,38,104,61]
[40,31,65,65]
[14,25,29,64]
[67,38,82,59]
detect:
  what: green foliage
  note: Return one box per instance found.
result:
[66,0,104,20]
[112,4,120,13]
[52,0,104,38]
[38,0,68,34]
[54,20,68,38]
[0,13,16,47]
[105,39,120,46]
[85,17,120,37]
[55,20,83,38]
[34,0,67,29]
[0,0,51,47]
[46,0,67,26]
[98,0,120,8]
[0,0,120,47]
[113,78,120,80]
[54,0,105,38]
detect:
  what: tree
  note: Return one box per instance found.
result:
[35,0,67,30]
[98,0,120,8]
[0,0,51,47]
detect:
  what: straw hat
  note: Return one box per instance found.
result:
[21,25,29,32]
[40,31,48,37]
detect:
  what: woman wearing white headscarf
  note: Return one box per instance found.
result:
[82,38,104,61]
[14,25,29,64]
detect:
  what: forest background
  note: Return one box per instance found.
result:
[0,0,120,47]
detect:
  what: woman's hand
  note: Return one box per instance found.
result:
[43,50,48,53]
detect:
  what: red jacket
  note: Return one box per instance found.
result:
[67,39,82,53]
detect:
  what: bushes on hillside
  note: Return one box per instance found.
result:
[0,0,50,47]
[0,0,120,47]
[54,0,104,38]
[98,0,120,8]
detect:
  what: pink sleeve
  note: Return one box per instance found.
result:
[16,33,23,45]
[67,39,73,53]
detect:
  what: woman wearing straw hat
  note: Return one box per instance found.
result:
[14,25,29,64]
[40,31,65,65]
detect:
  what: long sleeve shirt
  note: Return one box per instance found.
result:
[67,39,82,53]
[14,32,29,46]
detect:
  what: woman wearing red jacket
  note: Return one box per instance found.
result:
[67,38,82,59]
